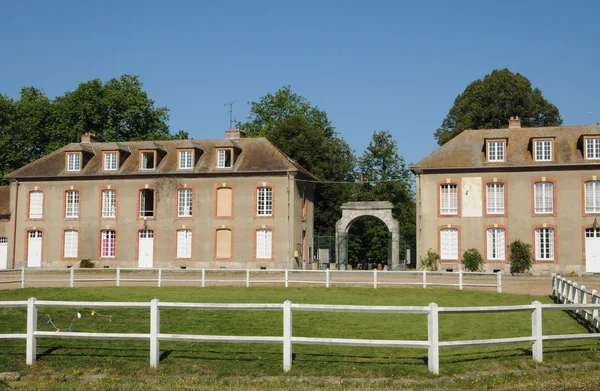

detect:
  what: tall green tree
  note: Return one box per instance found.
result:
[435,69,562,145]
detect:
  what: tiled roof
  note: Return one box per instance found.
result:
[6,138,317,180]
[411,124,600,172]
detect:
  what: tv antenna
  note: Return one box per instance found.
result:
[224,101,239,129]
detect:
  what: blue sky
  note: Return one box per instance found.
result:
[1,1,599,166]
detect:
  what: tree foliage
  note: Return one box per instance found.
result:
[0,75,188,180]
[509,240,533,274]
[435,69,563,145]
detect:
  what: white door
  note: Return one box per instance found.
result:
[586,228,600,273]
[138,230,154,268]
[27,231,42,268]
[0,237,7,269]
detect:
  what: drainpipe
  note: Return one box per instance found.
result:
[11,181,19,269]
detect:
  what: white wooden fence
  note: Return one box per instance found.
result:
[0,268,502,292]
[1,296,599,375]
[552,273,600,330]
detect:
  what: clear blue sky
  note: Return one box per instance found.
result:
[1,0,599,166]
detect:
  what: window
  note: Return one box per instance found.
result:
[102,189,117,218]
[103,152,118,171]
[440,228,458,260]
[63,230,78,258]
[486,183,505,215]
[101,230,116,258]
[141,151,156,170]
[585,181,600,214]
[215,228,232,259]
[65,190,80,218]
[179,150,193,169]
[535,228,555,261]
[487,141,505,162]
[176,229,192,259]
[139,189,155,218]
[256,228,273,259]
[586,138,600,160]
[29,191,43,219]
[439,183,458,215]
[486,228,505,261]
[216,186,233,218]
[66,153,81,171]
[257,186,273,216]
[217,149,232,168]
[177,188,193,217]
[534,182,554,214]
[534,140,552,161]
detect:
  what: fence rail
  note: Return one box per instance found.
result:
[552,273,600,330]
[1,292,599,374]
[0,268,502,292]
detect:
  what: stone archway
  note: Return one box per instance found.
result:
[335,201,400,270]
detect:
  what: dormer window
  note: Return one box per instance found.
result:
[179,150,194,169]
[486,140,505,162]
[140,151,156,170]
[217,149,233,168]
[103,151,118,171]
[585,137,600,160]
[66,153,81,172]
[534,139,553,161]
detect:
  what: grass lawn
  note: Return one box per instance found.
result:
[0,286,599,386]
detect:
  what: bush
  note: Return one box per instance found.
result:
[509,240,533,274]
[79,259,95,269]
[420,249,440,271]
[461,248,484,272]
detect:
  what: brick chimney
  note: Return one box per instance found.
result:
[81,132,98,143]
[508,116,521,129]
[225,128,246,140]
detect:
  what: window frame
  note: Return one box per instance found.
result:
[216,148,233,168]
[139,150,157,171]
[102,151,119,171]
[583,178,600,215]
[138,187,156,220]
[175,228,193,259]
[255,185,274,218]
[484,180,508,217]
[486,139,506,162]
[484,225,507,262]
[533,225,557,263]
[531,178,557,216]
[176,186,194,219]
[99,229,117,259]
[438,225,460,261]
[533,138,554,162]
[64,189,81,220]
[437,180,460,217]
[27,189,44,221]
[584,136,600,160]
[254,227,274,260]
[65,152,82,172]
[178,149,194,170]
[213,227,233,260]
[62,229,79,260]
[214,184,234,219]
[100,188,118,219]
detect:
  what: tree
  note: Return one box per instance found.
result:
[435,69,562,145]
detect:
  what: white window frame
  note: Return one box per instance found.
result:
[217,149,232,168]
[179,150,193,169]
[256,228,273,259]
[534,140,552,161]
[101,230,116,258]
[257,187,273,216]
[486,228,505,261]
[439,183,458,215]
[176,229,192,259]
[535,228,555,261]
[103,152,118,171]
[586,138,600,160]
[63,230,78,258]
[486,183,505,215]
[487,141,505,162]
[585,181,600,214]
[65,190,80,218]
[29,191,43,219]
[140,151,156,170]
[177,188,193,217]
[440,228,459,260]
[102,189,117,218]
[534,182,554,214]
[139,189,155,218]
[67,153,81,171]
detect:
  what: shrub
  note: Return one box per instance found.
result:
[509,240,533,274]
[461,248,484,272]
[79,259,95,269]
[420,249,440,271]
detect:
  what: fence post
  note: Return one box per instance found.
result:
[581,285,588,321]
[496,272,502,293]
[427,302,439,375]
[70,268,75,288]
[592,290,599,330]
[551,273,556,297]
[201,268,206,288]
[573,283,580,315]
[373,269,378,289]
[150,298,160,368]
[326,269,330,288]
[563,280,569,303]
[458,270,463,290]
[157,268,162,288]
[285,269,289,288]
[246,268,250,288]
[531,301,543,362]
[423,270,427,289]
[283,300,292,372]
[21,267,25,289]
[116,267,121,287]
[26,297,37,365]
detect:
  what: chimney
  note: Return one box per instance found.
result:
[225,128,246,140]
[508,116,521,129]
[81,132,98,143]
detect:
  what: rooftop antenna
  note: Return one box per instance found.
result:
[224,101,239,129]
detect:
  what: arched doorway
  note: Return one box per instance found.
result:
[335,202,400,270]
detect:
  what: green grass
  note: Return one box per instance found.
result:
[0,286,599,382]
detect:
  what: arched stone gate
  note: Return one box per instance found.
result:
[335,201,400,270]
